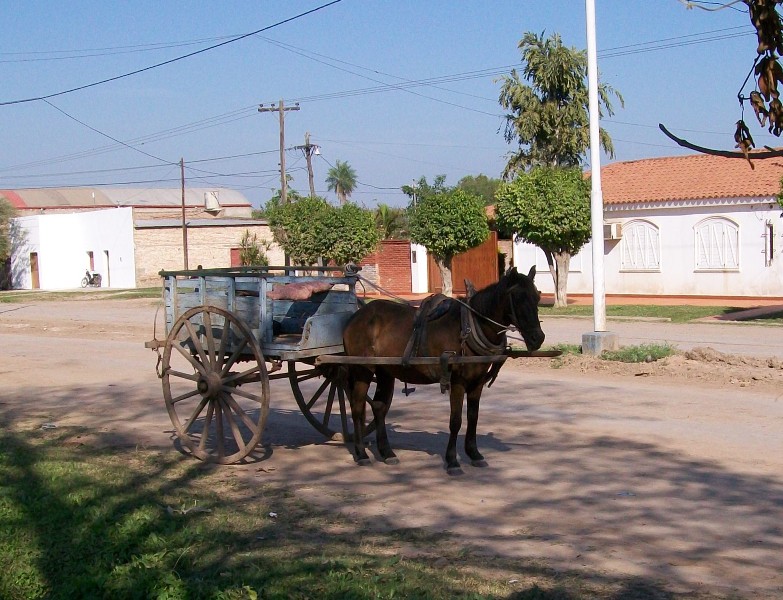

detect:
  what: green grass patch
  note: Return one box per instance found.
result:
[4,424,645,600]
[0,422,698,599]
[539,304,759,323]
[0,288,162,303]
[600,343,677,363]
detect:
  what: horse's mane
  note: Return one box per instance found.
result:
[467,276,510,317]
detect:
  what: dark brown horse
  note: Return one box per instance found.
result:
[342,266,545,473]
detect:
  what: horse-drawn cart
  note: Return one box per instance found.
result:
[146,265,557,466]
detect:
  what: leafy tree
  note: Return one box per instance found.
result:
[325,160,357,205]
[266,196,378,266]
[456,174,501,206]
[265,196,331,265]
[498,31,622,178]
[238,230,270,266]
[495,166,591,308]
[406,178,489,297]
[374,203,408,239]
[322,203,380,265]
[0,198,15,262]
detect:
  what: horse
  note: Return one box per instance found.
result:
[342,266,545,473]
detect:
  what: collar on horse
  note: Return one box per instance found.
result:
[459,303,507,356]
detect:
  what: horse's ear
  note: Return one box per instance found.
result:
[464,278,477,298]
[528,265,536,280]
[505,266,518,278]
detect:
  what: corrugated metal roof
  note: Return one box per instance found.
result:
[1,187,251,208]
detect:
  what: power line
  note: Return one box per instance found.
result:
[0,1,342,106]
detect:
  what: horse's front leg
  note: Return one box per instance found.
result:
[445,381,466,474]
[348,368,373,465]
[465,384,487,467]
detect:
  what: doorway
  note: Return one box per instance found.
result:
[30,252,40,289]
[103,250,110,287]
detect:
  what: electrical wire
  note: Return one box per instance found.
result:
[0,1,342,106]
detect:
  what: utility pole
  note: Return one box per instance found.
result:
[180,158,189,270]
[258,99,300,203]
[294,131,320,197]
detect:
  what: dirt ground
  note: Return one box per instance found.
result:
[1,298,782,598]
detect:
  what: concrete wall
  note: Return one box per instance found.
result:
[11,208,136,289]
[513,199,783,298]
[134,223,283,287]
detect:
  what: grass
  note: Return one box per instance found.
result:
[538,304,749,323]
[547,342,678,364]
[601,342,677,363]
[0,287,162,302]
[1,424,612,600]
[0,423,711,599]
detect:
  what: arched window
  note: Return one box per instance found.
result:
[620,220,660,272]
[694,217,739,271]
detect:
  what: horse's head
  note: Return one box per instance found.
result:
[501,266,545,351]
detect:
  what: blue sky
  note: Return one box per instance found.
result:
[0,1,767,208]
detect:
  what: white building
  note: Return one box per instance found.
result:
[514,153,783,300]
[3,187,281,290]
[11,208,136,290]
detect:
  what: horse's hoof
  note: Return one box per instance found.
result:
[384,456,400,465]
[446,466,464,476]
[356,458,372,466]
[470,459,488,468]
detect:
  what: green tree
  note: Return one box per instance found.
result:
[238,230,270,266]
[406,178,489,297]
[323,203,380,265]
[374,203,408,240]
[495,166,591,308]
[265,196,332,265]
[266,196,378,266]
[0,198,15,262]
[498,31,622,178]
[456,174,501,206]
[325,160,357,205]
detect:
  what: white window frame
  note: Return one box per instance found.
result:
[620,220,660,272]
[694,217,740,271]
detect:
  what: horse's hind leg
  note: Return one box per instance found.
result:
[368,370,397,464]
[465,386,487,467]
[445,382,466,474]
[347,367,373,465]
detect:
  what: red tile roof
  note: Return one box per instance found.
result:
[600,153,783,205]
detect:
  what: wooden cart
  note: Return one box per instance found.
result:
[146,265,556,464]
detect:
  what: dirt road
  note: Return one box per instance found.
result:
[1,299,781,597]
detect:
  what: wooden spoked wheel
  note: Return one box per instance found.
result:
[287,361,376,442]
[162,306,269,464]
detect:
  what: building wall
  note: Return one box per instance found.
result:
[513,199,783,298]
[10,208,136,290]
[132,206,251,220]
[359,240,412,294]
[134,224,283,287]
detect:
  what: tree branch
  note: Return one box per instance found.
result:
[659,123,783,159]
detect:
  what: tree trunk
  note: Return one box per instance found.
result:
[543,250,571,308]
[435,256,454,297]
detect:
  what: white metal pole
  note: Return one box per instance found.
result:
[585,0,606,332]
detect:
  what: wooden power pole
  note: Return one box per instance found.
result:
[258,99,300,203]
[294,132,320,197]
[180,158,189,270]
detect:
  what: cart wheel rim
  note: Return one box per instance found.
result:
[287,361,376,442]
[162,305,269,464]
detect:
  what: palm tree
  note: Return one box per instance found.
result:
[374,203,408,239]
[325,160,357,205]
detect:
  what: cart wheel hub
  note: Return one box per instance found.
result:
[198,371,223,398]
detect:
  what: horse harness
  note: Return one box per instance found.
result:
[401,293,512,394]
